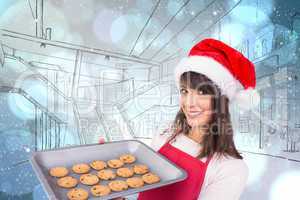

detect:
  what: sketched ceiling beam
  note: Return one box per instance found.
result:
[7,46,126,70]
[138,0,192,57]
[148,0,218,60]
[0,29,161,67]
[36,0,44,38]
[190,0,242,43]
[6,55,70,101]
[129,0,161,56]
[13,47,158,71]
[160,0,242,63]
[27,0,36,20]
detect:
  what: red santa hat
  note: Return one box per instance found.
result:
[174,38,260,110]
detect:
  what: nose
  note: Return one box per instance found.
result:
[185,100,200,112]
[185,93,198,107]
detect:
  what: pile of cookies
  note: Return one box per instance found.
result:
[49,153,161,200]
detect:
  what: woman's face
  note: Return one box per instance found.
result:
[179,85,214,128]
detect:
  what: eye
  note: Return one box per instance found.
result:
[180,88,188,94]
[197,90,204,95]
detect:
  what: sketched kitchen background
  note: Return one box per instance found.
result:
[0,0,299,200]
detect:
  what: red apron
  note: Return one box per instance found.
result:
[138,141,212,200]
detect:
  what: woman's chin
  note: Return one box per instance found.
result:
[187,118,203,127]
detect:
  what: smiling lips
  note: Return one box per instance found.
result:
[187,111,203,118]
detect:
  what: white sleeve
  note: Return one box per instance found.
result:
[198,159,249,200]
[149,123,173,151]
[149,131,169,151]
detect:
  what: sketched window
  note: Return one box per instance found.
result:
[238,112,250,133]
[254,39,262,59]
[274,32,285,49]
[261,39,268,56]
[292,15,300,35]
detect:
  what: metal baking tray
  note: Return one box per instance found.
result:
[30,139,187,200]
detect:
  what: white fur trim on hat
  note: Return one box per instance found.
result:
[174,56,260,110]
[232,87,260,110]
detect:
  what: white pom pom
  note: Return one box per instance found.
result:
[233,87,260,110]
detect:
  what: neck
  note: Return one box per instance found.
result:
[187,126,207,144]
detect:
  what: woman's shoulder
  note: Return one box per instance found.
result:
[209,153,249,178]
[200,154,249,199]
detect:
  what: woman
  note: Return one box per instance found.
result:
[114,38,259,200]
[136,38,260,200]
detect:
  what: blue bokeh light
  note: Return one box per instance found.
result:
[231,6,270,25]
[270,171,300,200]
[8,79,47,120]
[110,15,128,43]
[0,0,14,16]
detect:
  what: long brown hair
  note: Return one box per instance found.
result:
[166,71,243,160]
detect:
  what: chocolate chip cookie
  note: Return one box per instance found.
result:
[90,185,111,197]
[133,164,149,175]
[57,176,78,188]
[72,163,90,174]
[49,166,69,178]
[108,180,128,192]
[97,169,116,180]
[107,159,124,168]
[67,188,89,200]
[119,154,136,164]
[90,160,107,170]
[126,177,144,188]
[79,173,99,186]
[142,172,160,184]
[116,167,134,178]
